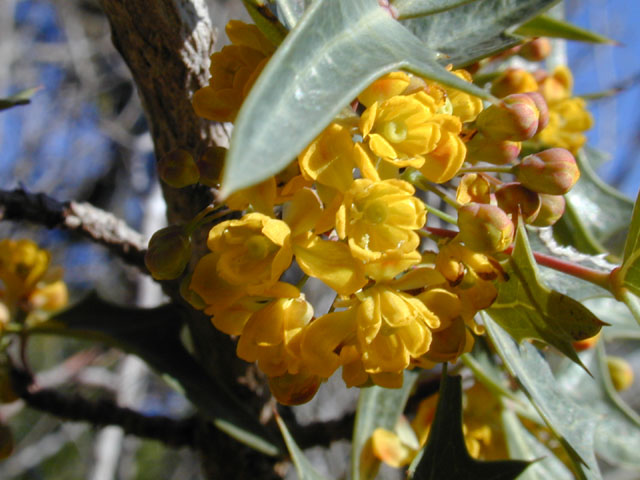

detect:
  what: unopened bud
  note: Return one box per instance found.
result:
[572,332,600,352]
[522,91,549,133]
[495,183,541,224]
[268,371,321,405]
[515,148,579,195]
[518,38,552,61]
[490,68,538,98]
[465,133,521,165]
[457,203,515,253]
[530,194,565,227]
[475,94,540,141]
[606,356,634,391]
[198,146,226,188]
[158,149,200,188]
[144,225,192,280]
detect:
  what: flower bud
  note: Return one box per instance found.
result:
[198,146,226,188]
[490,68,538,98]
[518,38,552,61]
[475,94,540,141]
[457,203,515,253]
[456,174,492,205]
[606,356,634,391]
[522,91,549,133]
[572,332,600,352]
[268,371,321,405]
[495,183,541,224]
[158,149,200,188]
[144,225,192,280]
[514,148,580,195]
[530,194,565,227]
[465,133,521,165]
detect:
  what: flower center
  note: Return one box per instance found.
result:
[364,200,388,224]
[245,234,276,260]
[382,121,407,143]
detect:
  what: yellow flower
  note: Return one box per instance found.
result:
[360,94,441,168]
[537,97,593,153]
[192,21,275,122]
[225,176,277,215]
[358,71,411,108]
[336,179,426,262]
[207,212,293,287]
[446,69,484,123]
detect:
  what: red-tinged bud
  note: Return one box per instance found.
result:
[457,203,515,253]
[606,356,634,391]
[144,225,192,280]
[268,371,321,405]
[465,133,521,165]
[495,183,541,224]
[518,38,552,61]
[490,68,538,98]
[522,91,549,132]
[198,146,226,188]
[530,194,565,227]
[158,149,200,188]
[0,422,13,460]
[573,332,600,352]
[515,148,580,195]
[475,94,540,141]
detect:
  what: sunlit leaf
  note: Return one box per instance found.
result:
[0,87,41,111]
[31,293,280,457]
[401,0,560,66]
[487,222,605,367]
[221,0,491,197]
[501,409,573,480]
[484,316,601,480]
[411,374,530,480]
[276,413,331,479]
[352,370,419,480]
[514,15,616,44]
[392,0,480,20]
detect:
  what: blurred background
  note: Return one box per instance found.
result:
[0,0,638,479]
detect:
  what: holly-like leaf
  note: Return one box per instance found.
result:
[0,87,41,111]
[582,297,640,340]
[221,0,491,197]
[487,222,605,367]
[31,293,280,457]
[484,317,601,480]
[352,370,419,480]
[401,0,560,67]
[276,413,331,480]
[392,0,480,20]
[514,15,616,44]
[411,374,530,480]
[555,345,640,471]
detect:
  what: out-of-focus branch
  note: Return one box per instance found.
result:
[0,187,147,270]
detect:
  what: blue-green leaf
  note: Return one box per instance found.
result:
[392,0,480,20]
[352,370,419,480]
[484,316,601,480]
[514,14,616,44]
[276,413,331,480]
[221,0,491,197]
[275,0,311,28]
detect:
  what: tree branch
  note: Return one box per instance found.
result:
[0,187,147,271]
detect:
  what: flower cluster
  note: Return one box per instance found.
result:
[144,22,593,405]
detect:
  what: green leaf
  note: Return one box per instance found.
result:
[392,0,480,20]
[555,345,640,470]
[243,0,288,45]
[401,0,560,67]
[352,370,419,480]
[582,297,640,340]
[31,293,280,457]
[221,0,491,197]
[275,0,311,28]
[487,222,605,368]
[623,188,640,262]
[501,409,574,480]
[411,374,530,480]
[484,316,601,480]
[559,147,633,259]
[276,413,331,480]
[0,87,41,111]
[514,14,616,44]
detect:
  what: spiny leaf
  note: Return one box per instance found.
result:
[487,222,605,368]
[221,0,491,197]
[392,0,480,20]
[31,293,280,457]
[484,316,601,480]
[276,413,331,479]
[401,0,560,66]
[514,14,616,44]
[0,87,41,111]
[352,370,419,480]
[582,297,640,340]
[411,374,531,480]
